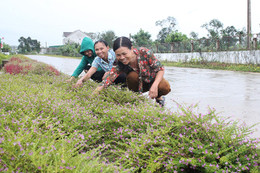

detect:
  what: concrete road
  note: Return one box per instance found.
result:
[164,67,260,138]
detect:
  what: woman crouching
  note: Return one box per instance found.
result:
[93,36,171,107]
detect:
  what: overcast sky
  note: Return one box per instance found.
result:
[1,0,259,47]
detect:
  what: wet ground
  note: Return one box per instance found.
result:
[26,55,260,138]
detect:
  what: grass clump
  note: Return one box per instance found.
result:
[0,56,259,172]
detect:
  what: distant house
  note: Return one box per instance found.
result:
[62,30,90,45]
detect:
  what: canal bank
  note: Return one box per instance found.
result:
[26,55,260,138]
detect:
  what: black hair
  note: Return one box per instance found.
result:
[94,40,108,47]
[113,36,132,51]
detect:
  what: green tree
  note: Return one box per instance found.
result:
[18,37,27,53]
[201,19,223,39]
[165,31,190,52]
[59,42,80,57]
[190,31,199,40]
[18,37,41,53]
[165,31,188,43]
[98,30,117,48]
[132,29,152,48]
[2,43,12,53]
[31,39,41,53]
[201,19,223,50]
[222,26,237,37]
[155,16,177,43]
[236,28,247,47]
[221,26,239,49]
[189,32,201,52]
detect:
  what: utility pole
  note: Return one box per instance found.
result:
[247,0,251,49]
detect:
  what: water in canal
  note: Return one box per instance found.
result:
[27,55,260,138]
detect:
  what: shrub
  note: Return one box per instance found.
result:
[3,55,60,76]
[0,53,10,64]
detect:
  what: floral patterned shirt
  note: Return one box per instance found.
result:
[101,47,164,93]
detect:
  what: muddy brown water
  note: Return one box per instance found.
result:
[27,55,260,138]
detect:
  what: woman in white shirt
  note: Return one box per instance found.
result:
[74,40,126,87]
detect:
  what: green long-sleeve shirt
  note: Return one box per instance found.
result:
[71,37,102,77]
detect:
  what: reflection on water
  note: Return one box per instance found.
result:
[27,55,260,138]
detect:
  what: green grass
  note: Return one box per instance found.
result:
[0,55,259,172]
[162,60,260,73]
[41,54,82,59]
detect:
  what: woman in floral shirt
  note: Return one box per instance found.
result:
[93,36,171,106]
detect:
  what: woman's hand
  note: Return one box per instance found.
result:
[74,78,84,88]
[149,70,164,99]
[73,67,97,88]
[90,85,104,98]
[102,72,110,80]
[66,76,75,82]
[149,84,158,99]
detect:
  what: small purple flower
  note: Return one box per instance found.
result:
[79,134,84,139]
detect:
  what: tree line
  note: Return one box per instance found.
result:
[57,17,253,56]
[2,16,257,55]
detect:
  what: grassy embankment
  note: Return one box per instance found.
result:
[0,55,259,172]
[161,60,260,73]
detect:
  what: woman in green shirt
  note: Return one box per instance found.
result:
[67,37,105,82]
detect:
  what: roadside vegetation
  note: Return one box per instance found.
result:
[2,55,59,75]
[0,53,10,64]
[162,60,260,73]
[0,55,259,172]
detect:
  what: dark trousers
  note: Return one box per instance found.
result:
[85,65,105,83]
[126,71,171,98]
